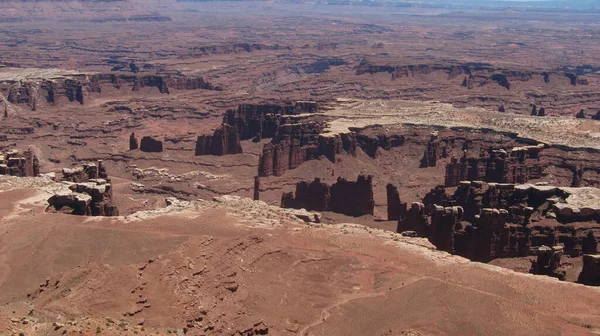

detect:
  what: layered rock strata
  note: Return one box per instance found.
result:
[195,124,242,156]
[401,181,600,262]
[444,145,544,187]
[281,175,375,217]
[0,72,220,109]
[47,179,118,216]
[0,149,39,177]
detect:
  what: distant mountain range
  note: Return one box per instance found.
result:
[417,0,598,8]
[176,0,598,9]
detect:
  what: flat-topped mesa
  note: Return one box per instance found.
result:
[444,145,544,187]
[258,121,357,177]
[195,124,242,156]
[281,175,374,217]
[140,136,163,153]
[223,102,319,141]
[47,179,118,217]
[0,149,39,177]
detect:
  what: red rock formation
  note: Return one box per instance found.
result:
[398,202,428,236]
[386,183,407,221]
[281,175,374,217]
[0,149,40,177]
[224,102,318,141]
[51,161,118,217]
[253,176,260,201]
[538,107,546,117]
[531,245,566,280]
[129,132,139,150]
[355,133,405,158]
[48,179,119,217]
[258,122,356,177]
[429,205,463,253]
[258,143,275,177]
[444,145,543,187]
[578,254,600,285]
[195,124,242,156]
[531,105,538,116]
[419,133,440,168]
[583,231,598,255]
[140,136,163,153]
[330,175,375,216]
[0,73,220,110]
[407,181,600,262]
[62,161,105,182]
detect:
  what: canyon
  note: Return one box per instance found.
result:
[1,0,600,335]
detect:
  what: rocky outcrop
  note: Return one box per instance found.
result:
[258,122,356,177]
[0,149,39,177]
[531,245,566,280]
[355,133,405,158]
[386,183,407,221]
[578,254,600,285]
[62,160,107,183]
[129,132,139,150]
[404,181,600,262]
[140,136,163,153]
[419,132,440,168]
[398,202,427,236]
[444,145,544,187]
[429,205,462,253]
[253,176,260,201]
[583,231,598,255]
[48,179,118,216]
[51,161,117,216]
[224,102,318,141]
[195,124,242,156]
[281,175,375,217]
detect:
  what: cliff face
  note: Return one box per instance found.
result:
[281,175,375,217]
[355,61,587,90]
[386,183,407,221]
[140,136,163,153]
[400,181,600,262]
[0,72,219,110]
[195,124,242,156]
[223,102,318,141]
[258,131,357,177]
[444,145,544,187]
